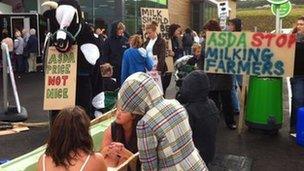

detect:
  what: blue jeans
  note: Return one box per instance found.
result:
[290,76,304,131]
[231,76,240,113]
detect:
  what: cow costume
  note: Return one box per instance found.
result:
[42,0,101,119]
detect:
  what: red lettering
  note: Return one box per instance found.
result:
[48,76,56,86]
[251,33,263,47]
[288,34,296,48]
[276,34,287,48]
[62,76,69,86]
[55,76,61,86]
[264,34,276,47]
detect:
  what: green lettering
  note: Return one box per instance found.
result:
[63,88,68,98]
[58,53,62,64]
[57,88,62,98]
[48,54,56,64]
[65,64,71,74]
[227,32,237,48]
[207,32,217,46]
[218,32,226,46]
[69,52,75,63]
[237,33,247,48]
[46,89,52,98]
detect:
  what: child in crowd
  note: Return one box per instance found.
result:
[120,34,154,84]
[187,43,204,70]
[177,70,220,166]
[92,63,118,117]
[175,43,204,87]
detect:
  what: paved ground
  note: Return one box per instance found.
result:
[1,72,304,170]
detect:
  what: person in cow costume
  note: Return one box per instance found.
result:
[42,0,100,120]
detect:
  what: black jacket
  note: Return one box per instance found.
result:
[201,42,233,91]
[177,70,220,165]
[294,34,304,76]
[102,21,129,83]
[25,35,38,53]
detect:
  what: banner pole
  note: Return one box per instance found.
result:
[1,43,8,112]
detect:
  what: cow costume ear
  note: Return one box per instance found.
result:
[56,5,78,29]
[80,43,100,65]
[41,1,58,8]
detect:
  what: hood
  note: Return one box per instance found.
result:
[178,70,210,103]
[229,18,242,32]
[117,72,164,115]
[109,21,123,38]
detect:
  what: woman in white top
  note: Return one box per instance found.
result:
[143,22,171,94]
[37,106,107,171]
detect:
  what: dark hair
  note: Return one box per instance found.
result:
[2,29,9,38]
[228,18,242,32]
[203,20,221,31]
[298,16,304,21]
[169,24,181,38]
[292,16,304,34]
[185,28,192,34]
[45,106,93,168]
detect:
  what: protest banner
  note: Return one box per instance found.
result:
[141,7,174,72]
[204,31,296,77]
[43,45,78,110]
[141,7,170,40]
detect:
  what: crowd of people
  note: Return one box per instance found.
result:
[2,9,304,170]
[1,28,38,77]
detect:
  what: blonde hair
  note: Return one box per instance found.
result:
[129,34,143,48]
[117,22,126,31]
[145,22,158,32]
[15,30,21,37]
[192,43,202,53]
[100,63,113,77]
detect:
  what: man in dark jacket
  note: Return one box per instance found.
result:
[25,28,38,72]
[102,21,129,85]
[290,16,304,134]
[177,70,220,166]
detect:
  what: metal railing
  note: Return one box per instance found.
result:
[0,43,27,122]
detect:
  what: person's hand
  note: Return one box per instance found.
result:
[167,50,174,57]
[111,142,132,159]
[110,142,124,154]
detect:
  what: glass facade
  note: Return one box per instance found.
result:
[78,0,167,34]
[191,0,218,32]
[0,0,37,13]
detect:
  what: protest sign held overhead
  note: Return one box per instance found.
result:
[141,7,170,40]
[204,31,296,77]
[43,45,78,110]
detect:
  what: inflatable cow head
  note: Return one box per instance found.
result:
[43,0,83,52]
[42,0,100,66]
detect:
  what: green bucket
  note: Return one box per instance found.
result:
[245,76,283,130]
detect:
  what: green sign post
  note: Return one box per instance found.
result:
[267,0,288,5]
[271,1,292,18]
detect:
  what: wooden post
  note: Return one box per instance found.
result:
[238,75,249,134]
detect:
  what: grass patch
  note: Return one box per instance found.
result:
[237,7,304,32]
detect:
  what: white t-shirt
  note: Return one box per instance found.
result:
[146,37,157,58]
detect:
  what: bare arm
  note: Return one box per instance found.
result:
[37,155,43,171]
[100,126,112,154]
